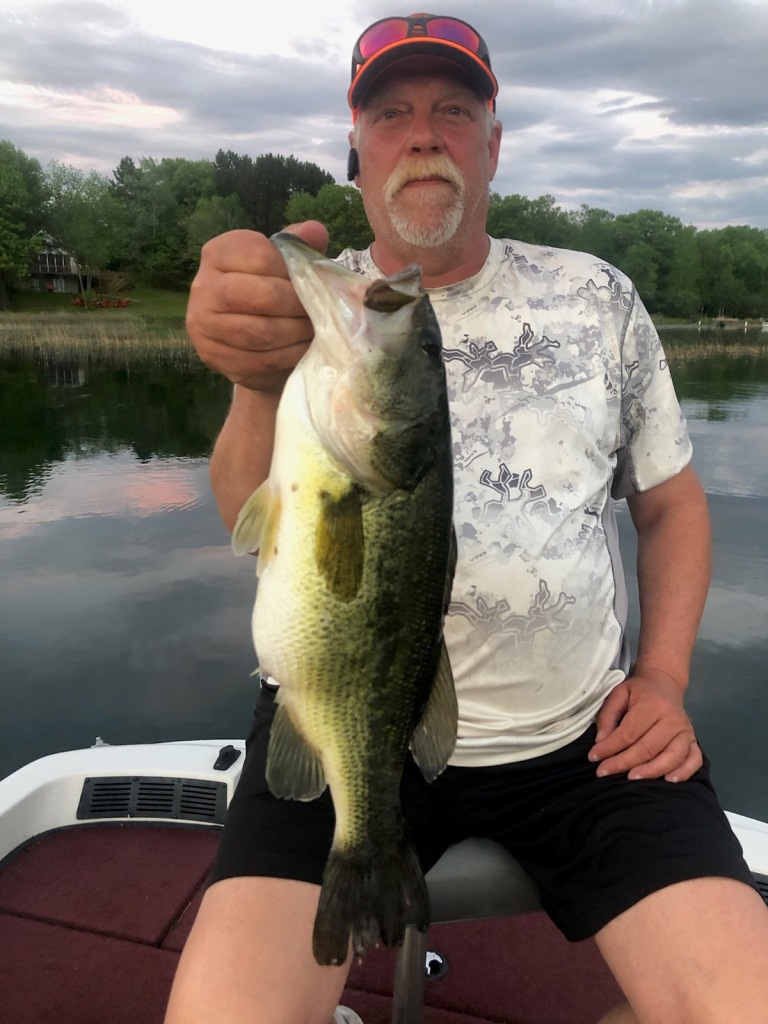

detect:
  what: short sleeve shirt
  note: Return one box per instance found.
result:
[337,237,692,765]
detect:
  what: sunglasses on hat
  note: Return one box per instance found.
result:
[349,13,497,111]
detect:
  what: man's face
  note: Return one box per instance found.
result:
[352,70,501,253]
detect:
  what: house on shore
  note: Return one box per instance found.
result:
[29,248,82,295]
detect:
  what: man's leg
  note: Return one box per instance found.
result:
[595,1003,636,1024]
[594,876,768,1024]
[165,876,352,1024]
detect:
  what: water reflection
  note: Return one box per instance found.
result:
[0,348,232,502]
[0,349,258,779]
[1,338,767,822]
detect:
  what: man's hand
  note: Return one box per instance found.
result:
[186,221,329,392]
[589,669,702,782]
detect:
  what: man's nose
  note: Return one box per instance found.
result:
[407,114,443,153]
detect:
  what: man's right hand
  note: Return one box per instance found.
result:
[186,221,329,393]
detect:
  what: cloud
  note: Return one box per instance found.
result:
[1,0,767,227]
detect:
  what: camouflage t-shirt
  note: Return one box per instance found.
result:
[337,237,692,765]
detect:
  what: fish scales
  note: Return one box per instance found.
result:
[233,232,457,966]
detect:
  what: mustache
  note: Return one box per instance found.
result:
[384,156,464,202]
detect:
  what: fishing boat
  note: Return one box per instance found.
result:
[1,738,767,1024]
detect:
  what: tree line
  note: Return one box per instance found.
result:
[2,138,767,319]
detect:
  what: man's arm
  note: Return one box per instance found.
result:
[186,222,328,531]
[588,462,711,781]
[208,386,281,533]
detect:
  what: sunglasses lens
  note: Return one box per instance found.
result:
[425,18,481,53]
[357,18,410,59]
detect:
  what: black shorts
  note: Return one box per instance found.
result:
[210,683,755,942]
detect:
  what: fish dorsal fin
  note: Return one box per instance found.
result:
[266,700,327,801]
[315,485,364,601]
[231,481,281,571]
[410,640,458,782]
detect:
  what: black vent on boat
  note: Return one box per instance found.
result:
[754,873,768,907]
[76,776,227,824]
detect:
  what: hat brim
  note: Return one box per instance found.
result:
[348,38,498,110]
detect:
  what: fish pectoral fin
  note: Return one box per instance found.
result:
[232,481,281,566]
[266,703,327,801]
[410,640,458,783]
[315,485,364,601]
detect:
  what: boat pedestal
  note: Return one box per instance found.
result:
[392,838,541,1024]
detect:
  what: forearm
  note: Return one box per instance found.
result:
[630,468,712,691]
[184,225,328,533]
[210,384,281,533]
[589,467,709,779]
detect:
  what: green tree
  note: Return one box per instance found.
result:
[111,155,141,202]
[0,141,47,307]
[664,225,703,320]
[44,161,122,299]
[186,193,249,263]
[111,157,208,288]
[618,239,659,306]
[213,150,334,236]
[285,184,373,256]
[486,193,575,248]
[606,210,691,314]
[568,206,616,261]
[696,226,768,318]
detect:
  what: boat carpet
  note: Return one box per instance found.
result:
[0,823,219,945]
[342,917,622,1024]
[0,823,622,1024]
[0,911,179,1024]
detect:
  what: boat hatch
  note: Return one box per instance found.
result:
[76,776,227,824]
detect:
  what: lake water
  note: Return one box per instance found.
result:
[1,330,767,822]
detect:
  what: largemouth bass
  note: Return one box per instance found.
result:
[232,232,457,966]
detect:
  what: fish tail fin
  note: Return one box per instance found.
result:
[312,836,429,966]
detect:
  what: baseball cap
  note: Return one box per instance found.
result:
[348,13,498,112]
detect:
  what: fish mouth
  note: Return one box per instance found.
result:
[271,232,423,360]
[272,232,368,342]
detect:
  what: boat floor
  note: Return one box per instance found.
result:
[0,823,624,1024]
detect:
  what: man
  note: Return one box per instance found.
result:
[165,13,768,1024]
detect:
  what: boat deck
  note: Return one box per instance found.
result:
[0,822,626,1023]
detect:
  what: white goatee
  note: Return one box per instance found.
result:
[383,155,466,249]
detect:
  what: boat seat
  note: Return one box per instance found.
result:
[391,837,541,1023]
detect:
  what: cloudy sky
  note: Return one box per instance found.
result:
[1,0,767,229]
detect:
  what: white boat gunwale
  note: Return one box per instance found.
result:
[2,738,768,888]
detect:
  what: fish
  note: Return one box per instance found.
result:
[231,232,457,967]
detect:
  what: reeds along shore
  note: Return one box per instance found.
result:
[0,313,193,364]
[0,313,766,367]
[666,343,768,363]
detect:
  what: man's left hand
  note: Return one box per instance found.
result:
[588,670,702,782]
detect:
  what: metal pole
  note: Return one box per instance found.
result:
[391,925,428,1024]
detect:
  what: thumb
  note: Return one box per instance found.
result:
[281,220,329,255]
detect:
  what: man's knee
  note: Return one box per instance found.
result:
[165,876,351,1024]
[595,877,768,1024]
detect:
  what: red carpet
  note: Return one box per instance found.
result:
[0,824,622,1023]
[343,915,622,1024]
